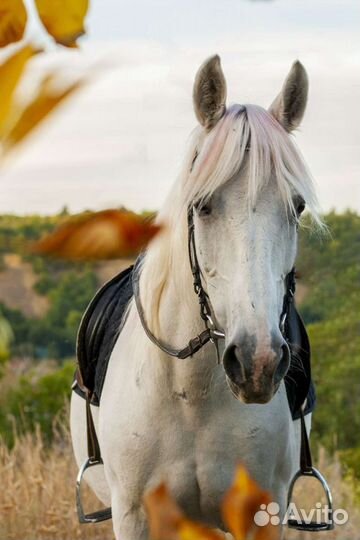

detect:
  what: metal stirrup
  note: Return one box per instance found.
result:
[76,392,112,523]
[287,410,334,531]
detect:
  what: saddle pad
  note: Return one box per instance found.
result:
[74,265,315,419]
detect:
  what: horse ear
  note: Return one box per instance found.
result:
[193,55,227,131]
[269,61,309,132]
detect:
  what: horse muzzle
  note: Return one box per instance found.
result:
[222,333,290,404]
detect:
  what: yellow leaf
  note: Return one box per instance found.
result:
[221,465,279,540]
[144,484,223,540]
[31,209,162,260]
[0,45,34,136]
[144,483,183,540]
[179,522,224,540]
[0,0,27,47]
[35,0,89,47]
[3,74,85,152]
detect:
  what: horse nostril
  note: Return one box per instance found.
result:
[273,343,290,385]
[223,345,246,385]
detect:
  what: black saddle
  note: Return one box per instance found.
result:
[74,265,315,419]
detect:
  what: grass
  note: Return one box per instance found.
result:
[0,421,113,540]
[0,419,359,540]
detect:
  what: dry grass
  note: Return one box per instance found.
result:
[0,422,113,540]
[0,422,359,540]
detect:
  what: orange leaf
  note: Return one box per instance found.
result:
[179,522,224,540]
[3,74,85,152]
[0,45,34,137]
[144,484,184,540]
[31,209,162,260]
[35,0,89,47]
[0,0,27,48]
[144,484,223,540]
[221,466,279,540]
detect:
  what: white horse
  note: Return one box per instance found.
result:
[71,55,322,539]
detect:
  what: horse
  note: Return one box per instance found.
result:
[70,55,323,539]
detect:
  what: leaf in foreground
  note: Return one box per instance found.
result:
[35,0,89,47]
[222,466,279,540]
[0,0,27,48]
[0,45,35,136]
[32,209,162,260]
[144,484,223,540]
[145,466,279,540]
[2,74,86,152]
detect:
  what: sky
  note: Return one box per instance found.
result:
[0,0,359,215]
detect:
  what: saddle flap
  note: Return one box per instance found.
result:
[76,265,134,399]
[285,302,314,418]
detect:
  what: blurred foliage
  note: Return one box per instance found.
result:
[0,269,97,359]
[32,208,162,260]
[0,360,74,446]
[296,211,360,481]
[0,310,13,374]
[0,0,27,48]
[298,210,360,323]
[35,0,89,47]
[0,0,88,49]
[145,465,278,540]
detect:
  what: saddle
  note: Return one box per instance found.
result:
[73,264,315,420]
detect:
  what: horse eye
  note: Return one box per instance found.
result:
[296,200,306,216]
[194,201,212,217]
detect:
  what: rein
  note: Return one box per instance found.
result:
[133,206,296,361]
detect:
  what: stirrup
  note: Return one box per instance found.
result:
[286,466,334,531]
[76,457,112,523]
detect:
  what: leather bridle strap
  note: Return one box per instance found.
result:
[280,268,296,333]
[187,207,216,326]
[133,257,213,359]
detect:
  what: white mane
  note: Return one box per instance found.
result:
[139,104,323,332]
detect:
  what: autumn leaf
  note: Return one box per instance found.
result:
[35,0,89,47]
[144,484,223,540]
[2,74,85,152]
[179,522,224,540]
[222,466,279,540]
[0,0,27,48]
[32,209,162,260]
[0,45,35,137]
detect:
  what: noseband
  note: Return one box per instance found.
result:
[133,206,296,362]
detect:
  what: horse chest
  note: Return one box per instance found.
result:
[100,342,294,527]
[136,399,282,525]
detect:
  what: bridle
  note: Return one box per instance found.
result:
[133,205,296,362]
